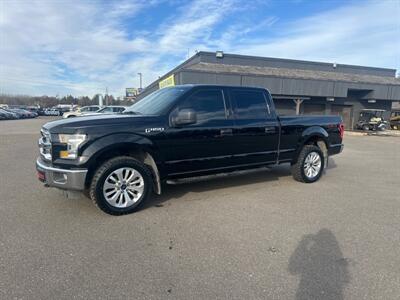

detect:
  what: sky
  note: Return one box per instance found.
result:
[0,0,399,97]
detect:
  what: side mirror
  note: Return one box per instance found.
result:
[173,109,197,126]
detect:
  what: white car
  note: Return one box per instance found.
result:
[62,105,101,118]
[84,106,128,116]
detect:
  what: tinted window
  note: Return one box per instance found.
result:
[178,89,226,124]
[125,87,190,115]
[89,107,99,111]
[231,90,269,119]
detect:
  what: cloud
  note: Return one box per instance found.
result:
[0,0,153,96]
[227,1,400,69]
[0,0,398,97]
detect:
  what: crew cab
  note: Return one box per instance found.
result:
[36,85,344,215]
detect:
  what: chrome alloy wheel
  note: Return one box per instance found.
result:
[303,151,322,179]
[102,167,144,208]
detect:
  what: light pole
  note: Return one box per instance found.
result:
[137,73,143,90]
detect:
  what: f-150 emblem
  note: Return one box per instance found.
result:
[145,127,165,133]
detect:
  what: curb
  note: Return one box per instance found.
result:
[345,130,400,137]
[345,131,368,136]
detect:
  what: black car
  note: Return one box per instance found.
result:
[37,85,344,215]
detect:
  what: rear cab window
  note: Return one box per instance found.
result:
[229,88,273,120]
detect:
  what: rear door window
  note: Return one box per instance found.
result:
[230,89,270,120]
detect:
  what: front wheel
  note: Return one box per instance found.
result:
[90,156,152,215]
[291,145,325,183]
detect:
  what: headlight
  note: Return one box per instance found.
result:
[58,134,86,159]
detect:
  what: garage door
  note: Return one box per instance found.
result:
[303,103,326,115]
[331,105,353,129]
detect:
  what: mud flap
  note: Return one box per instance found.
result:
[317,140,328,170]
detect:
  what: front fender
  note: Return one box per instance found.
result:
[80,133,161,168]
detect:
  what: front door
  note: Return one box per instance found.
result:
[228,88,279,166]
[162,88,235,177]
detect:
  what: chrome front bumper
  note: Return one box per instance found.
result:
[36,158,88,191]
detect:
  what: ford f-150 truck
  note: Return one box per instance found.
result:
[36,85,344,215]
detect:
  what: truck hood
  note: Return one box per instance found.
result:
[43,114,162,134]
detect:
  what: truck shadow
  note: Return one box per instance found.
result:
[288,229,350,300]
[142,164,292,209]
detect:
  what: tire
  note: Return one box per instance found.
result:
[291,145,325,183]
[362,124,369,131]
[89,156,152,215]
[377,124,387,131]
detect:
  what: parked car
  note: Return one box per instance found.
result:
[355,109,388,131]
[26,106,44,116]
[3,108,24,118]
[0,109,9,120]
[84,106,128,116]
[63,105,101,118]
[36,85,344,215]
[6,108,37,118]
[0,108,18,119]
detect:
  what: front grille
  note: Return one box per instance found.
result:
[39,129,52,161]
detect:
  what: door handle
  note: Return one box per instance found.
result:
[220,128,233,136]
[265,127,276,134]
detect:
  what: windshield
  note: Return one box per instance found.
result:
[124,87,190,115]
[359,112,373,120]
[97,107,113,113]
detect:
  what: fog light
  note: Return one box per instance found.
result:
[59,150,70,158]
[53,172,67,184]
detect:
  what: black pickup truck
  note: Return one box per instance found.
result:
[36,85,344,215]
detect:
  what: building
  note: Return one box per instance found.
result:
[140,51,400,129]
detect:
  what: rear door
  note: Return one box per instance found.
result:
[229,88,279,165]
[162,87,236,176]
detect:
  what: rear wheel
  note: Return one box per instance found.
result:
[377,123,387,131]
[291,145,324,183]
[90,156,152,215]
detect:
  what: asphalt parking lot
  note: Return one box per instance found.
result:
[0,117,399,299]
